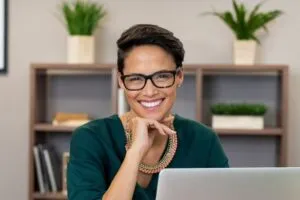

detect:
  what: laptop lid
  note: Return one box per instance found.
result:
[156,167,300,200]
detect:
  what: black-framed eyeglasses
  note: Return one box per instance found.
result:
[121,68,181,91]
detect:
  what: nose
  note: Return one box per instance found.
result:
[142,79,157,96]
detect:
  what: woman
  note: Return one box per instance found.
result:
[67,24,229,200]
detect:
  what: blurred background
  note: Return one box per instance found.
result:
[0,0,299,199]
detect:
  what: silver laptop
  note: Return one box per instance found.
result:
[156,167,300,200]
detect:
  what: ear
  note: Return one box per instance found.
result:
[117,72,125,90]
[176,67,184,87]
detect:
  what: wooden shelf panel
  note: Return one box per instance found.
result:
[33,192,67,200]
[34,123,77,132]
[30,63,288,76]
[203,71,279,76]
[31,63,117,76]
[32,63,115,70]
[34,123,283,136]
[184,64,288,71]
[31,63,288,73]
[46,69,113,76]
[215,128,282,136]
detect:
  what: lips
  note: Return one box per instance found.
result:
[139,98,164,109]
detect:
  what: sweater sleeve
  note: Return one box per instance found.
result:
[67,126,107,200]
[207,132,230,168]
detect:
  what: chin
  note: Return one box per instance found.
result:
[132,97,172,121]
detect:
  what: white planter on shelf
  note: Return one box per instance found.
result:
[212,115,264,130]
[67,35,95,64]
[233,39,257,65]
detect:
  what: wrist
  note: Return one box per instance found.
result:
[126,146,144,163]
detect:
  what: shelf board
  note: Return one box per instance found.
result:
[203,71,279,76]
[215,128,282,136]
[34,123,77,132]
[46,69,113,76]
[34,123,282,136]
[31,63,117,76]
[32,63,115,70]
[33,192,67,200]
[184,64,287,71]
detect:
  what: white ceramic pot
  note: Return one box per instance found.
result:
[233,39,257,65]
[67,35,95,64]
[212,115,264,129]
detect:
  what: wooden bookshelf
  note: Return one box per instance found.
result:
[197,64,288,167]
[29,63,119,200]
[28,63,289,199]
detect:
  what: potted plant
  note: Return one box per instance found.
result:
[211,103,267,129]
[205,0,283,64]
[59,0,106,64]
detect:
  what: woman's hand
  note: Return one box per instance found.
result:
[129,116,176,161]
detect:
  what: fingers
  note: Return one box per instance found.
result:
[147,120,176,136]
[129,116,176,137]
[161,124,176,135]
[148,120,166,136]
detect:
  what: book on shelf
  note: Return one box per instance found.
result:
[43,148,58,192]
[62,152,70,195]
[33,144,62,193]
[33,145,47,193]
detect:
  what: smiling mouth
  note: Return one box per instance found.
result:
[139,98,165,109]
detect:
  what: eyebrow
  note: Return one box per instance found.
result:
[123,69,176,76]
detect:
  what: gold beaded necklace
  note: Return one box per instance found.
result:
[122,112,178,174]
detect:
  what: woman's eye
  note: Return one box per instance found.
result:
[157,73,172,79]
[128,76,143,82]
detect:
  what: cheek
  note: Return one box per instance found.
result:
[164,87,177,100]
[125,91,139,102]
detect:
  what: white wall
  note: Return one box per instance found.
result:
[1,0,299,199]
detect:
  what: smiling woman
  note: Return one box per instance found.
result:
[67,24,229,200]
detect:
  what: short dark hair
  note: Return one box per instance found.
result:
[116,24,185,74]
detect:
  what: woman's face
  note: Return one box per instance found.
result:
[118,45,184,121]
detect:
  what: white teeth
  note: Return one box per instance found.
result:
[140,100,162,108]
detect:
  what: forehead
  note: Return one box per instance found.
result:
[123,45,176,75]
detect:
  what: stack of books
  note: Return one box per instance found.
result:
[52,112,90,127]
[33,144,62,194]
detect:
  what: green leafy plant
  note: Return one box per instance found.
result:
[211,103,267,116]
[59,0,107,35]
[204,0,283,43]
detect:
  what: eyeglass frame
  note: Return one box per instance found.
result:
[120,67,182,91]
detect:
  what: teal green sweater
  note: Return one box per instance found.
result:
[67,114,229,200]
